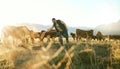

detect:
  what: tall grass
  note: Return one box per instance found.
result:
[0,36,120,69]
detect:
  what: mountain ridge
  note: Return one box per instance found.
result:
[94,20,120,35]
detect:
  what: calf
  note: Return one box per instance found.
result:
[70,32,76,40]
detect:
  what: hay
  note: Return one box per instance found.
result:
[0,55,14,69]
[71,48,96,69]
[79,49,96,64]
[112,49,120,64]
[92,44,111,57]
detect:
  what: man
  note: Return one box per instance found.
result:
[48,18,69,45]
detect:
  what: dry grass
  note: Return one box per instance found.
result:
[0,36,120,69]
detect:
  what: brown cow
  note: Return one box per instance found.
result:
[40,29,59,42]
[108,35,120,40]
[96,31,104,40]
[2,26,32,45]
[70,32,76,40]
[29,30,41,43]
[76,29,94,41]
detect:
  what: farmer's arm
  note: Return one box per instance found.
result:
[48,24,54,31]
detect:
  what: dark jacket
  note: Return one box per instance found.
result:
[53,20,68,33]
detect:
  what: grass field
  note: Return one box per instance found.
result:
[0,37,120,69]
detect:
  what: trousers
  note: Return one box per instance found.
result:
[59,31,69,45]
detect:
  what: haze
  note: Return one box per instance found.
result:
[0,0,120,28]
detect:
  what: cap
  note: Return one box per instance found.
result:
[52,18,56,20]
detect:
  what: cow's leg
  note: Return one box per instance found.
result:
[30,34,35,44]
[30,37,34,44]
[76,35,79,42]
[52,37,55,42]
[47,35,50,42]
[73,36,75,41]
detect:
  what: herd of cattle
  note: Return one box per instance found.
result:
[0,26,120,45]
[72,29,120,41]
[0,26,59,44]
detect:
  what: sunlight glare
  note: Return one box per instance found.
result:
[0,22,15,36]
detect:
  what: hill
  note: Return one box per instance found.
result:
[94,20,120,35]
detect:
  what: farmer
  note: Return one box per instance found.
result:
[48,18,69,45]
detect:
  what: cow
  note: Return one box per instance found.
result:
[1,26,33,46]
[40,29,59,42]
[70,32,76,40]
[108,35,120,40]
[76,29,94,41]
[29,30,41,43]
[96,31,104,40]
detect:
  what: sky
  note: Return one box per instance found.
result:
[0,0,120,28]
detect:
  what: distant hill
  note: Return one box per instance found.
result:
[94,20,120,35]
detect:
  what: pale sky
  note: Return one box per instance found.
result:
[0,0,120,28]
